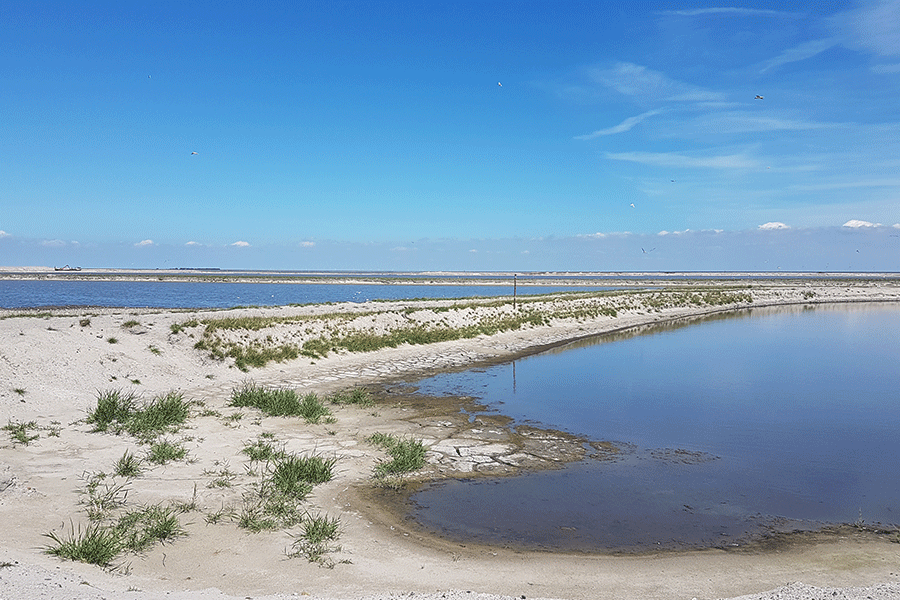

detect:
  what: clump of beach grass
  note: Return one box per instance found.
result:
[289,512,342,565]
[86,390,192,441]
[146,439,187,465]
[44,522,126,568]
[237,450,335,532]
[45,504,187,569]
[329,388,373,407]
[113,451,143,478]
[3,420,40,446]
[367,432,426,477]
[229,382,332,423]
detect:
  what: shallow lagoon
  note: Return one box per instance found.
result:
[409,303,900,551]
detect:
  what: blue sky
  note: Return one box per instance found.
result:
[2,1,899,271]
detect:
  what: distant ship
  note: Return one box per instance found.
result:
[54,265,82,271]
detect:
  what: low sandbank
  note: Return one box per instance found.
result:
[2,280,899,600]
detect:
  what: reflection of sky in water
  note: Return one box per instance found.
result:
[411,304,900,551]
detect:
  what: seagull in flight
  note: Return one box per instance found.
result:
[755,95,764,100]
[191,151,198,155]
[642,247,656,254]
[498,82,502,87]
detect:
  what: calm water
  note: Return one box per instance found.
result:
[0,279,617,309]
[408,303,900,551]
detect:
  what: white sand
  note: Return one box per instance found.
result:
[2,281,899,600]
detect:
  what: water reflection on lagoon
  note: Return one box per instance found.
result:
[409,303,900,551]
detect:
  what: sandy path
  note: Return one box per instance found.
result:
[2,281,899,600]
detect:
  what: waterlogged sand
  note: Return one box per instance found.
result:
[2,279,900,600]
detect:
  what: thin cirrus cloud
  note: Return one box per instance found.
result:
[758,37,841,73]
[604,151,759,169]
[661,7,797,17]
[684,113,838,134]
[574,110,663,140]
[590,62,725,103]
[837,0,900,57]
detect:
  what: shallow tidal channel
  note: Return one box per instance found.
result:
[405,303,900,552]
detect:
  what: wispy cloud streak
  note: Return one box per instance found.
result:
[605,151,759,169]
[575,110,663,140]
[759,37,841,72]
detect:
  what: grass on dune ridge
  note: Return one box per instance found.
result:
[173,289,755,371]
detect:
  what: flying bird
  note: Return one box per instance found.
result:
[498,82,502,87]
[191,151,198,155]
[755,95,764,100]
[630,203,635,208]
[642,247,656,253]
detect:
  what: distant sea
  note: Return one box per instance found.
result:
[0,278,621,310]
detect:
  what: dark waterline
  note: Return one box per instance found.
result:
[0,279,620,310]
[408,304,900,552]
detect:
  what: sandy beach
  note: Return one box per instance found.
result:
[2,279,899,600]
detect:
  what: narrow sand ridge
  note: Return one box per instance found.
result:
[2,281,899,600]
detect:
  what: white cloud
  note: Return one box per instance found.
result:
[230,241,250,247]
[299,241,315,248]
[578,232,607,238]
[843,219,880,228]
[789,178,900,191]
[838,0,900,57]
[605,151,759,169]
[759,222,791,230]
[135,239,154,247]
[575,110,663,140]
[41,239,66,247]
[185,241,202,247]
[759,37,841,73]
[591,62,725,103]
[0,230,9,238]
[692,113,838,134]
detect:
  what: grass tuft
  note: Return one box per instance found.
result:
[289,512,342,564]
[229,383,331,423]
[86,390,191,440]
[44,522,125,568]
[368,433,426,477]
[146,439,187,465]
[3,420,40,446]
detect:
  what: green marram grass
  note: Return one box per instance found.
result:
[3,420,40,446]
[44,522,126,568]
[229,382,332,423]
[289,512,342,564]
[146,439,187,465]
[236,450,335,532]
[367,433,426,477]
[86,390,192,440]
[113,451,143,478]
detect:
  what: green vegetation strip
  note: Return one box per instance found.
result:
[173,289,754,370]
